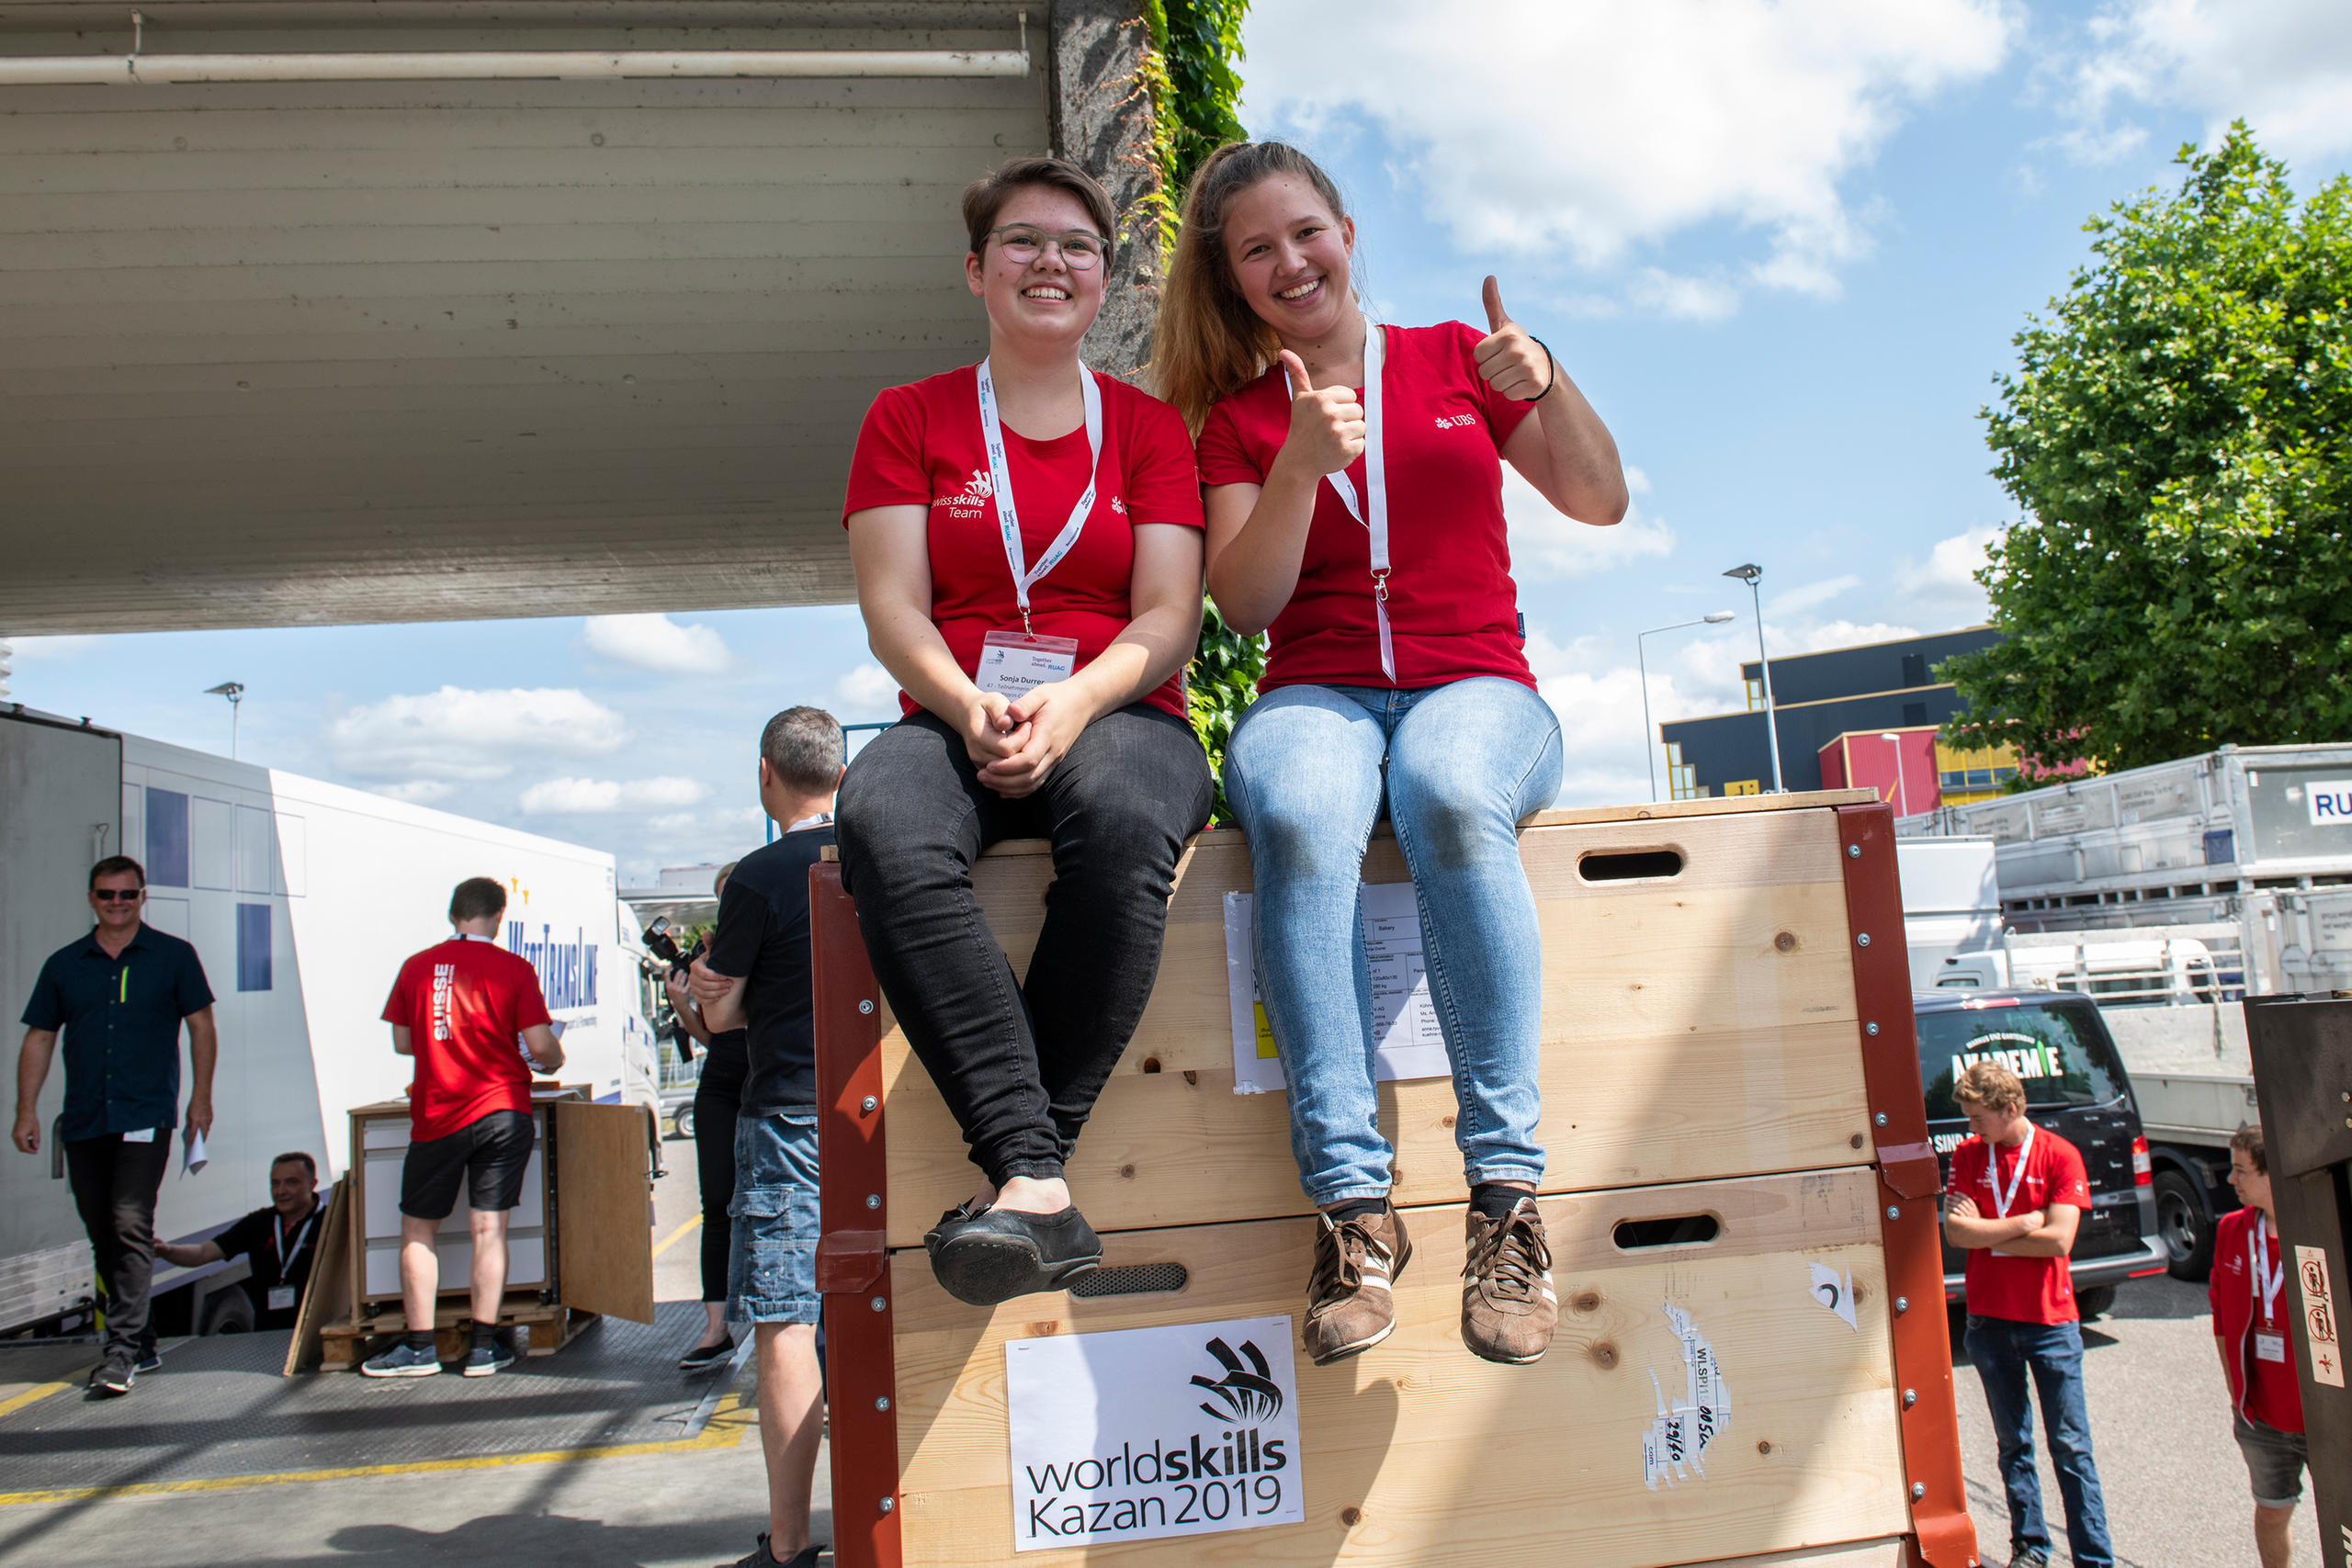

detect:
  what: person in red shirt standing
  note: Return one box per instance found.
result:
[833,156,1213,1307]
[1943,1062,2113,1568]
[2211,1123,2310,1567]
[1153,141,1627,1370]
[362,876,564,1379]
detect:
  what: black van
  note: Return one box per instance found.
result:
[1914,988,2170,1315]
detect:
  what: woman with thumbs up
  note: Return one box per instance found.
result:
[1155,140,1626,1370]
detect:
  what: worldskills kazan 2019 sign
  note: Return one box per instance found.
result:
[1003,1316,1306,1551]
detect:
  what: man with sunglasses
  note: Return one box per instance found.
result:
[13,855,219,1397]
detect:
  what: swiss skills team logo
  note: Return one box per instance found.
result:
[1003,1314,1305,1551]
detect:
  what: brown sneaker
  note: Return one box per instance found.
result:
[1301,1202,1412,1366]
[1461,1196,1557,1364]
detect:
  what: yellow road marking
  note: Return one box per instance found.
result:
[0,1382,70,1422]
[651,1213,702,1258]
[0,1393,752,1507]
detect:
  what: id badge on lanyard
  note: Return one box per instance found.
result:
[1301,321,1395,682]
[975,357,1103,698]
[2252,1222,2287,1361]
[1987,1126,2037,1257]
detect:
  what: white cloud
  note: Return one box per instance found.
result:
[518,775,709,815]
[581,613,730,674]
[6,635,100,661]
[832,661,903,716]
[1242,0,2014,312]
[371,780,457,806]
[1504,465,1675,581]
[2059,0,2352,166]
[1894,525,1999,620]
[1767,574,1862,617]
[1626,269,1744,322]
[325,686,628,781]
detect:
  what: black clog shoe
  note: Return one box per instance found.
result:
[924,1201,1103,1305]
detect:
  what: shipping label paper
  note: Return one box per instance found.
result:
[1643,1303,1729,1490]
[1004,1316,1305,1551]
[1224,884,1451,1094]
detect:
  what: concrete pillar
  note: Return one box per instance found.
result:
[1047,0,1165,381]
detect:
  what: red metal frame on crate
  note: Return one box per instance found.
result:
[811,860,902,1568]
[1837,803,1981,1568]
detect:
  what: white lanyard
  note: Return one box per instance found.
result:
[275,1209,316,1276]
[1990,1124,2036,1218]
[2252,1220,2283,1324]
[786,811,832,833]
[1301,321,1395,682]
[976,358,1104,633]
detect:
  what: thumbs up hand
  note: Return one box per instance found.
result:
[1276,348,1366,477]
[1473,276,1553,402]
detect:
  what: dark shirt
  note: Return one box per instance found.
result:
[22,924,215,1141]
[210,1201,322,1331]
[697,1027,750,1100]
[705,822,834,1115]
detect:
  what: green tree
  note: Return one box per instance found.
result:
[1142,0,1264,819]
[1942,125,2352,776]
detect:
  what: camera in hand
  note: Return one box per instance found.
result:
[643,917,709,1058]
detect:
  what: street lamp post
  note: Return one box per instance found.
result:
[204,681,245,760]
[1638,613,1736,802]
[1722,565,1784,793]
[1879,732,1908,818]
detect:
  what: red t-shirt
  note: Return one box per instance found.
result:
[841,365,1205,718]
[2211,1206,2305,1432]
[379,935,552,1142]
[1195,321,1539,693]
[1945,1125,2094,1324]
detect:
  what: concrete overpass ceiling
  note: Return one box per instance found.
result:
[0,0,1086,635]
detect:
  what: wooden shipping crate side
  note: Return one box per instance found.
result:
[888,1169,1910,1568]
[876,805,1871,1242]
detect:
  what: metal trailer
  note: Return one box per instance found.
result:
[0,703,662,1337]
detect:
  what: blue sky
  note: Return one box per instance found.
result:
[7,0,2347,883]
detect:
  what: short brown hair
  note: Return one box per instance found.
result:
[271,1151,317,1179]
[962,155,1116,258]
[2229,1122,2267,1175]
[448,876,508,924]
[90,854,145,889]
[1952,1061,2026,1114]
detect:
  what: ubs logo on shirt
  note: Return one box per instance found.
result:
[1433,413,1479,430]
[936,469,993,520]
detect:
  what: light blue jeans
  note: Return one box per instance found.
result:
[1224,678,1564,1204]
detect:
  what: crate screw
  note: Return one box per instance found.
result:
[1857,932,1871,947]
[1894,1296,1910,1314]
[1886,1205,1901,1221]
[866,1193,881,1210]
[870,1296,888,1313]
[1903,1388,1917,1408]
[1848,844,1860,858]
[1912,1483,1927,1500]
[858,999,875,1015]
[880,1497,896,1514]
[1866,1021,1880,1036]
[876,1396,891,1412]
[861,1095,877,1113]
[1875,1112,1890,1127]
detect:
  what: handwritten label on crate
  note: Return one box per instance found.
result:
[1643,1303,1730,1490]
[1005,1316,1306,1551]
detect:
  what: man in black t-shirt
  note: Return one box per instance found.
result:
[157,1151,322,1331]
[687,705,840,1568]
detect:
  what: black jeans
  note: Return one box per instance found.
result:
[693,1054,745,1305]
[836,705,1213,1186]
[64,1133,173,1360]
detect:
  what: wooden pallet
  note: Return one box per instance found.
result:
[318,1291,597,1371]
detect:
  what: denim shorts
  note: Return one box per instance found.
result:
[727,1110,820,1326]
[2233,1414,2309,1506]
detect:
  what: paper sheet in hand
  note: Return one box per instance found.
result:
[1224,882,1451,1094]
[182,1128,208,1175]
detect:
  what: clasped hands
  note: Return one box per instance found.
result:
[960,682,1096,798]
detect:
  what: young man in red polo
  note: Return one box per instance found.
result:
[364,876,563,1379]
[1943,1061,2112,1568]
[2210,1123,2309,1567]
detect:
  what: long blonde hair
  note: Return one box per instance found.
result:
[1152,141,1352,433]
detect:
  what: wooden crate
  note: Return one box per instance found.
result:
[812,793,1973,1568]
[318,1289,595,1371]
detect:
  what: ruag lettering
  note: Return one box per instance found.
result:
[1004,1319,1305,1551]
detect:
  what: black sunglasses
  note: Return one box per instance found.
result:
[92,888,144,902]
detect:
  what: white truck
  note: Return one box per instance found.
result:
[1,705,661,1337]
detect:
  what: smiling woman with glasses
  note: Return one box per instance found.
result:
[830,155,1214,1309]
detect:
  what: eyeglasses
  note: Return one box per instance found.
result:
[92,888,144,902]
[988,225,1107,271]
